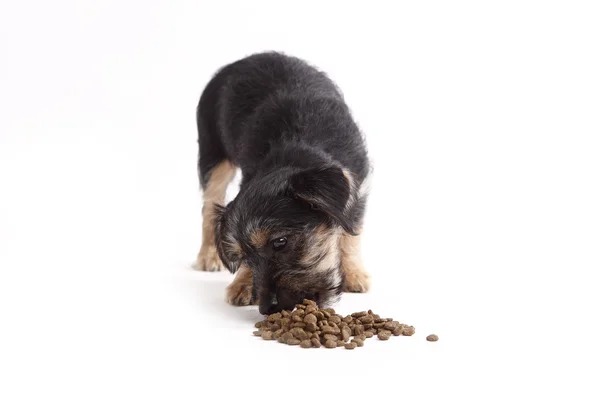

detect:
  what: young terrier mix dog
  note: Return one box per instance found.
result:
[194,52,371,314]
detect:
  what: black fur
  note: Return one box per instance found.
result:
[198,52,370,314]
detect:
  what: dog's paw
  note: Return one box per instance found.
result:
[226,280,255,306]
[343,267,371,293]
[193,245,224,272]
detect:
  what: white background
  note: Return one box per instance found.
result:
[1,0,599,398]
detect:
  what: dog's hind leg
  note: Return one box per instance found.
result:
[340,230,371,293]
[194,159,236,271]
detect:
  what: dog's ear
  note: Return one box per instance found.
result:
[213,204,241,273]
[287,167,355,234]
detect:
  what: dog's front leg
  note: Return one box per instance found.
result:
[340,231,371,293]
[226,264,257,306]
[194,160,236,271]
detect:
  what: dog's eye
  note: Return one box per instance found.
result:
[272,237,287,251]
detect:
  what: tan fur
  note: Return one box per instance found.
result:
[226,264,256,305]
[340,229,370,292]
[250,229,270,248]
[194,160,236,271]
[300,224,341,273]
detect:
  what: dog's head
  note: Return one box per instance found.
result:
[214,166,358,314]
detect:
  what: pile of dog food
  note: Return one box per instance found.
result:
[253,299,427,349]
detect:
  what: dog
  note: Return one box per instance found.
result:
[194,52,371,315]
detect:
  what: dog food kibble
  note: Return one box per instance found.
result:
[426,334,439,342]
[253,303,419,350]
[341,326,351,342]
[261,331,274,340]
[305,322,318,332]
[403,326,416,336]
[267,312,282,322]
[303,313,317,325]
[292,315,303,322]
[345,341,358,350]
[351,311,368,318]
[378,330,392,340]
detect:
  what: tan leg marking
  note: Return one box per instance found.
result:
[194,160,236,271]
[340,230,370,293]
[226,264,256,306]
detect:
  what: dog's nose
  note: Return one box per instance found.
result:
[258,294,279,315]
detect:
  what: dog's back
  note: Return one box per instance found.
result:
[198,52,369,186]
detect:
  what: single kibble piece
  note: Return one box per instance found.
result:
[359,315,374,324]
[292,315,303,323]
[286,338,301,345]
[343,316,353,324]
[305,322,318,332]
[323,334,338,342]
[281,310,291,318]
[311,338,321,348]
[270,323,281,332]
[364,331,374,338]
[345,342,358,350]
[267,312,282,322]
[351,311,368,318]
[378,330,391,340]
[392,327,403,336]
[305,305,317,314]
[295,304,306,310]
[426,334,439,342]
[300,340,312,348]
[303,299,317,307]
[290,328,308,340]
[314,311,325,321]
[255,321,264,329]
[402,326,416,336]
[303,313,317,325]
[383,322,396,331]
[321,326,336,334]
[337,340,346,347]
[273,329,284,339]
[354,325,365,336]
[341,326,351,342]
[292,322,307,329]
[321,310,331,319]
[329,316,342,324]
[253,330,262,336]
[324,340,337,349]
[261,331,274,340]
[351,338,364,347]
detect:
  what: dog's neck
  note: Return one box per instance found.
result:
[257,141,336,175]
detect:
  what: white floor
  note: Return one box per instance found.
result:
[1,1,599,399]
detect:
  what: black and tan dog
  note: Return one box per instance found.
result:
[194,52,371,315]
